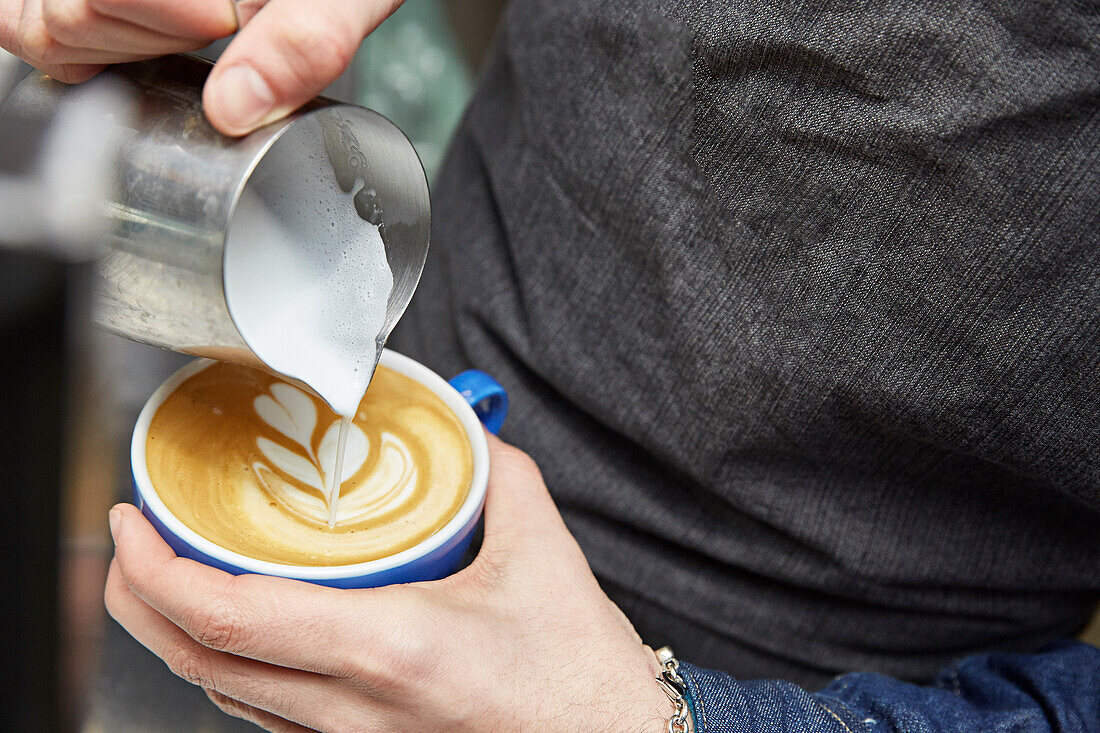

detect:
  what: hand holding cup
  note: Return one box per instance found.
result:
[105,433,674,732]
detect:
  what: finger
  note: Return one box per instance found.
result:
[87,0,236,39]
[109,503,399,674]
[448,433,586,592]
[206,689,390,733]
[202,0,402,135]
[41,0,212,54]
[105,559,346,731]
[0,0,26,55]
[18,0,180,65]
[205,689,319,733]
[233,0,267,26]
[481,432,573,548]
[29,61,104,82]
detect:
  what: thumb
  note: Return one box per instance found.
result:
[202,0,402,136]
[482,433,575,552]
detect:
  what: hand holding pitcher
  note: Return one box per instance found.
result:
[0,0,404,134]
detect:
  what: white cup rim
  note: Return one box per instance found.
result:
[130,349,490,580]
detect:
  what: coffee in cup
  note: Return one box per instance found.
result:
[144,361,473,566]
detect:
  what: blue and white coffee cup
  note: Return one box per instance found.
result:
[130,349,507,589]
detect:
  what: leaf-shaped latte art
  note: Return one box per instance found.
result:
[254,383,318,461]
[252,380,374,524]
[256,437,324,491]
[255,431,416,526]
[253,464,327,517]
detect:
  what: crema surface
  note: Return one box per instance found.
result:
[146,363,472,566]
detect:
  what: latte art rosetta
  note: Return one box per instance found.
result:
[145,363,473,566]
[251,381,375,524]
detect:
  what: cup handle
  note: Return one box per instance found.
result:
[449,370,508,435]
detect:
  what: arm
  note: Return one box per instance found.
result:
[680,639,1099,733]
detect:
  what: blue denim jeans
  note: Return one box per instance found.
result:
[680,639,1099,732]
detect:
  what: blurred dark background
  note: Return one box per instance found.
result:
[0,2,504,730]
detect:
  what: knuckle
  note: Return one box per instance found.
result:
[86,0,120,11]
[204,688,233,713]
[185,598,245,653]
[386,632,434,684]
[85,0,136,19]
[48,64,97,84]
[373,614,438,689]
[18,21,58,66]
[166,646,212,688]
[90,0,234,37]
[42,0,93,45]
[205,689,255,725]
[339,603,437,691]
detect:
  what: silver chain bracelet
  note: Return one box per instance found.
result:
[654,646,692,733]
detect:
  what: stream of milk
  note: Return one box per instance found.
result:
[223,116,393,526]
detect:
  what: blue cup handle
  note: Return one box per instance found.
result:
[449,370,508,434]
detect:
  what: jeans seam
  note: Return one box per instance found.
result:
[697,676,710,731]
[683,668,711,732]
[816,698,856,733]
[825,695,862,724]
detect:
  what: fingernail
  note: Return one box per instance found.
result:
[108,508,121,544]
[213,64,275,131]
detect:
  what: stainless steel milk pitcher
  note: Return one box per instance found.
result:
[0,54,430,373]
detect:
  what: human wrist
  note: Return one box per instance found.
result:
[649,645,695,733]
